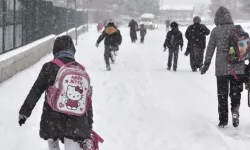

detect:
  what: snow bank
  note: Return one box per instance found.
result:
[0,35,55,83]
[0,25,86,83]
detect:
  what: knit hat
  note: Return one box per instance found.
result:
[193,16,201,24]
[170,22,178,28]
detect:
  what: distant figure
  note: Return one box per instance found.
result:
[96,19,122,71]
[165,19,170,32]
[163,22,183,71]
[128,19,138,43]
[137,24,147,44]
[97,21,104,32]
[185,16,210,72]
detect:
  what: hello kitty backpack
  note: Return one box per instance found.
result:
[46,59,91,116]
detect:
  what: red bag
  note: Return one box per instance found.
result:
[80,130,104,150]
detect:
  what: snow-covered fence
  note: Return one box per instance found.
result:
[0,26,85,83]
[0,35,55,83]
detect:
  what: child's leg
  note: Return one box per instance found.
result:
[167,49,174,69]
[64,138,80,150]
[48,139,60,150]
[173,49,179,70]
[141,36,144,43]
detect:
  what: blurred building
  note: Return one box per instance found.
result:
[160,5,194,22]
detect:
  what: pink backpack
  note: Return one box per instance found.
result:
[46,59,91,116]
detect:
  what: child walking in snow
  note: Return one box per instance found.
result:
[18,35,94,150]
[137,24,147,43]
[163,22,183,71]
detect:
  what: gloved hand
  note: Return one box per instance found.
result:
[95,43,99,48]
[18,114,27,126]
[201,63,210,75]
[163,48,167,52]
[184,51,189,56]
[180,47,183,51]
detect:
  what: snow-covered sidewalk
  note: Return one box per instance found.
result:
[1,26,250,150]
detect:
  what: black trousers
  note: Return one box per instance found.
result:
[217,75,243,123]
[130,30,137,42]
[104,45,116,68]
[168,48,179,70]
[140,36,145,43]
[190,47,205,70]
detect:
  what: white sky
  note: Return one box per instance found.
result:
[163,0,210,5]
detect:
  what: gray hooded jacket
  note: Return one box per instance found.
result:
[204,6,245,76]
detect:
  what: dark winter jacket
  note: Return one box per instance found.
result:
[164,28,183,49]
[185,23,210,49]
[137,27,147,37]
[96,25,122,47]
[19,36,93,142]
[204,6,245,76]
[128,19,138,31]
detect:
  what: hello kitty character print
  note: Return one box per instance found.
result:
[65,85,84,110]
[47,59,91,116]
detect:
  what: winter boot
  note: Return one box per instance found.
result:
[218,122,228,128]
[167,67,171,71]
[192,68,197,72]
[173,68,177,72]
[231,105,240,127]
[106,65,111,71]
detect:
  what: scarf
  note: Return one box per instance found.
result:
[54,50,75,59]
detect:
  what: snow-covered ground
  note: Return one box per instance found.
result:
[2,24,250,150]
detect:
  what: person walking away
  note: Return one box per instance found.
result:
[128,19,138,43]
[137,24,147,43]
[96,20,122,71]
[201,6,245,128]
[165,19,170,32]
[185,16,210,72]
[97,21,104,32]
[18,35,94,150]
[163,22,183,71]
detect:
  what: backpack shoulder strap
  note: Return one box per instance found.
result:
[64,61,86,71]
[51,59,64,68]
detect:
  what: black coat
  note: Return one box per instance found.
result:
[97,25,122,46]
[128,20,138,41]
[137,27,147,37]
[128,20,138,31]
[164,28,183,49]
[19,57,93,142]
[185,23,210,50]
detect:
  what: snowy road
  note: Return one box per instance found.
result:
[2,25,250,150]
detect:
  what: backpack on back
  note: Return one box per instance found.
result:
[228,25,250,79]
[167,30,181,49]
[46,59,91,116]
[229,25,250,62]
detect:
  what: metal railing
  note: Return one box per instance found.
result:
[0,0,88,54]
